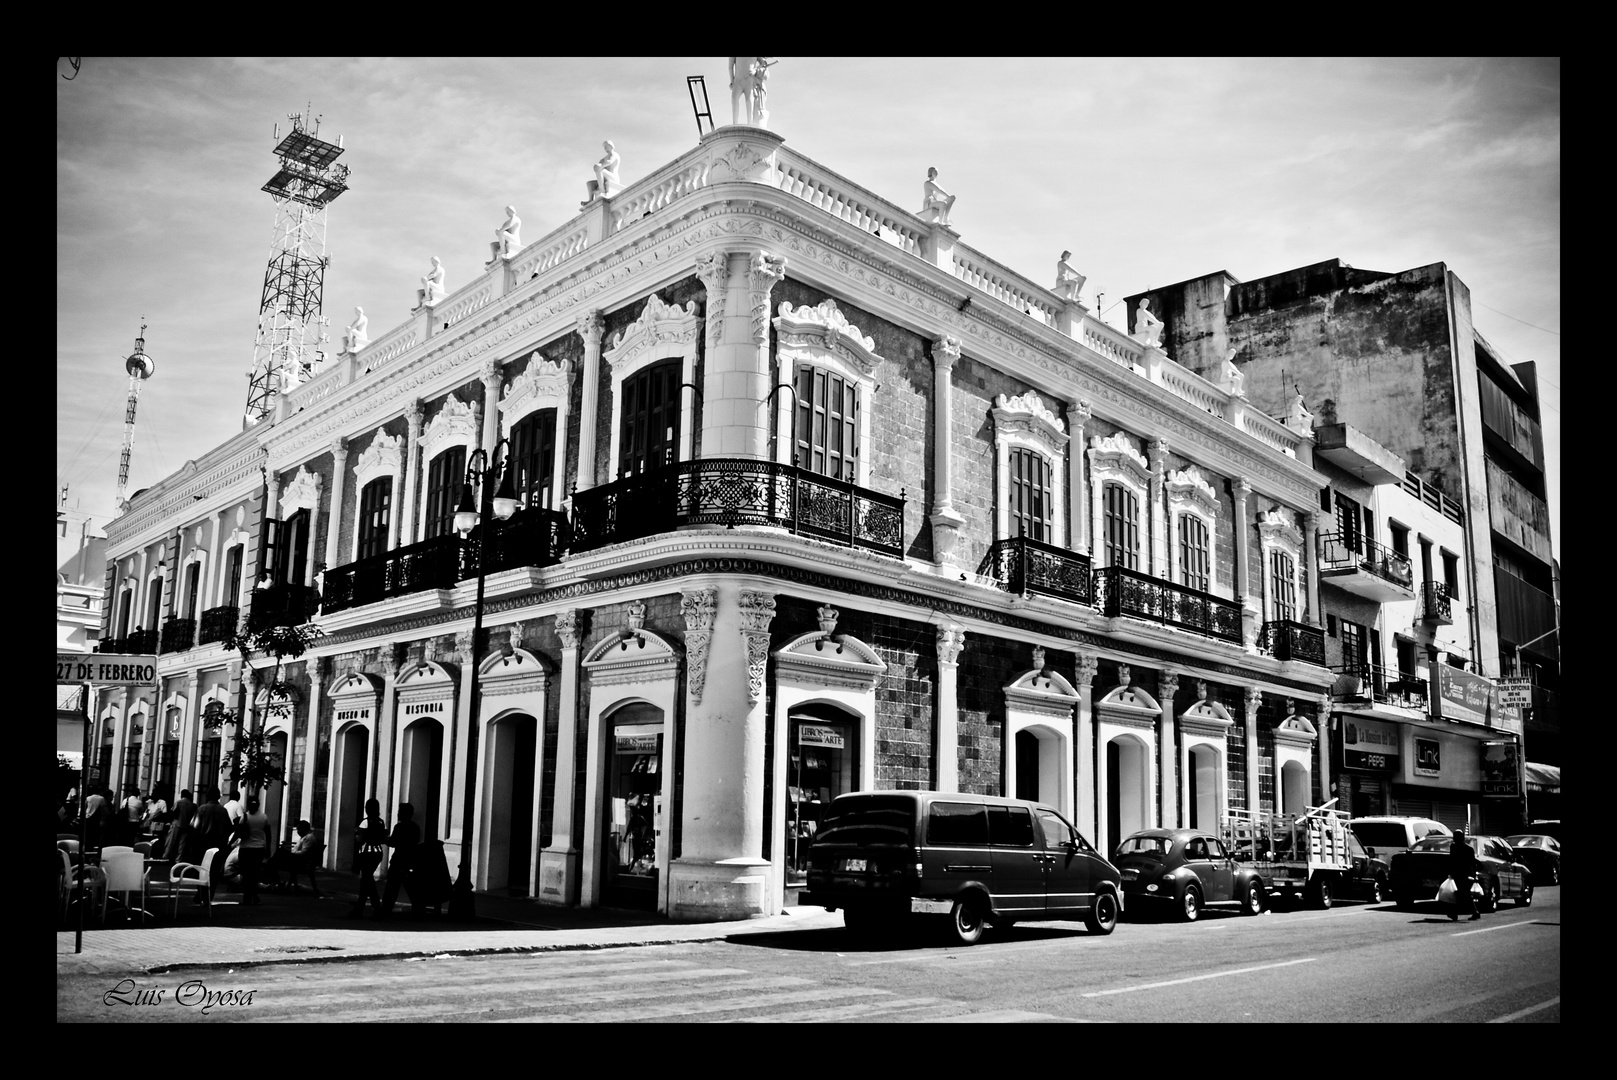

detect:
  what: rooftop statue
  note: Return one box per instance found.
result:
[486,206,521,268]
[593,142,621,198]
[341,307,369,354]
[1286,387,1313,431]
[415,256,445,310]
[1222,348,1246,398]
[1055,250,1086,301]
[729,56,758,126]
[750,57,777,127]
[1132,297,1163,348]
[918,167,956,226]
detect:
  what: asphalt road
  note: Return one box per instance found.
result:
[58,887,1560,1022]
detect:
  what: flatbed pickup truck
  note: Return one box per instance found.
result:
[1222,800,1353,909]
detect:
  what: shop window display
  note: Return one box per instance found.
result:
[788,715,858,882]
[606,728,662,907]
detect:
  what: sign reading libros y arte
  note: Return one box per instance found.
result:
[56,653,158,687]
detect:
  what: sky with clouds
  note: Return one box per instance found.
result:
[57,56,1559,557]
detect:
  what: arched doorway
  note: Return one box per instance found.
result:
[1106,735,1150,850]
[601,702,665,910]
[1188,744,1220,829]
[1281,759,1310,816]
[786,703,862,884]
[264,730,289,843]
[400,718,444,841]
[1015,729,1041,801]
[333,724,369,870]
[482,712,537,894]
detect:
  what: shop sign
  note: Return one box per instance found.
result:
[1341,717,1400,773]
[1481,740,1520,797]
[1432,666,1520,729]
[1413,737,1442,778]
[56,652,157,687]
[797,723,845,749]
[616,733,659,754]
[1496,677,1533,708]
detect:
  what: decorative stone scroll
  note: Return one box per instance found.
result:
[352,427,403,491]
[420,394,481,463]
[500,352,571,433]
[738,589,777,706]
[773,300,881,376]
[748,252,788,345]
[681,588,718,705]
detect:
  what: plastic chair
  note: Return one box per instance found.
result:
[101,845,135,859]
[132,841,153,857]
[58,839,80,854]
[171,847,220,920]
[104,851,149,923]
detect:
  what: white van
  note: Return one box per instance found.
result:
[1348,816,1452,860]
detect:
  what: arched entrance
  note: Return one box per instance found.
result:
[1281,759,1310,816]
[1188,744,1220,829]
[482,712,537,894]
[333,724,369,870]
[400,718,444,841]
[264,730,289,842]
[1015,729,1041,801]
[1106,735,1151,850]
[601,702,665,910]
[786,703,862,883]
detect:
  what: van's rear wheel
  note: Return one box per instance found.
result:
[842,906,881,939]
[1085,891,1119,935]
[948,898,986,946]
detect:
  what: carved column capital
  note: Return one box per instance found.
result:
[480,357,503,388]
[1067,398,1092,428]
[695,251,731,349]
[1074,653,1098,689]
[330,436,349,464]
[1233,476,1252,501]
[1304,510,1322,535]
[1244,685,1264,714]
[748,251,788,345]
[681,587,719,706]
[936,623,965,667]
[932,335,962,368]
[738,589,777,706]
[1149,437,1169,473]
[555,609,587,651]
[576,308,604,347]
[1159,669,1180,701]
[405,398,424,433]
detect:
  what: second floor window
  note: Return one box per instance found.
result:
[1008,447,1053,542]
[1270,549,1297,622]
[423,447,466,540]
[510,409,558,511]
[144,582,163,632]
[183,562,201,621]
[1103,482,1140,571]
[795,365,858,481]
[1335,491,1363,552]
[1179,514,1210,593]
[357,481,391,560]
[276,508,312,584]
[618,360,681,476]
[223,544,243,608]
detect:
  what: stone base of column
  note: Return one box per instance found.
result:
[667,856,772,921]
[537,846,579,907]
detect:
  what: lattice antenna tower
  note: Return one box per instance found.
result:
[116,321,155,510]
[243,108,349,428]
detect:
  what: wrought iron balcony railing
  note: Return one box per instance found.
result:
[246,581,321,631]
[1320,532,1415,589]
[1332,662,1428,712]
[1258,619,1326,665]
[322,533,464,616]
[570,458,905,558]
[160,618,197,654]
[978,536,1093,606]
[198,605,239,645]
[1092,565,1243,644]
[461,508,571,579]
[118,628,157,655]
[1421,580,1453,624]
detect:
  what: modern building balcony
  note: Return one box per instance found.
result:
[569,457,906,559]
[197,604,239,645]
[1313,423,1405,485]
[159,618,197,654]
[1258,619,1326,666]
[321,533,464,616]
[1332,662,1429,713]
[246,581,321,631]
[1319,532,1415,602]
[1421,581,1453,625]
[978,536,1093,606]
[462,507,571,579]
[1092,565,1243,644]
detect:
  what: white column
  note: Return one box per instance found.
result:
[301,662,324,829]
[263,469,282,586]
[1304,510,1324,626]
[934,623,964,791]
[1073,653,1098,840]
[1317,693,1333,810]
[1159,670,1179,827]
[1067,400,1091,554]
[1149,438,1168,579]
[205,511,228,611]
[399,400,424,548]
[324,438,348,577]
[1244,686,1262,814]
[539,608,585,907]
[668,583,773,920]
[574,311,604,492]
[929,337,966,568]
[699,250,784,461]
[479,359,501,462]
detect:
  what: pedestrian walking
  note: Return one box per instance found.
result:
[83,787,109,851]
[378,802,420,919]
[236,795,272,906]
[346,799,387,918]
[164,789,196,862]
[1448,826,1480,921]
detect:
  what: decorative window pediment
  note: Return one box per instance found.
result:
[479,646,551,697]
[1257,507,1304,552]
[773,300,881,378]
[1088,431,1150,485]
[993,391,1069,545]
[330,671,383,700]
[1180,694,1235,737]
[994,392,1069,453]
[281,465,322,516]
[500,354,571,435]
[605,295,701,379]
[353,427,403,491]
[773,630,886,692]
[1004,665,1079,720]
[1166,465,1218,518]
[1275,707,1318,746]
[1095,680,1161,730]
[583,627,680,687]
[396,659,458,708]
[421,395,481,462]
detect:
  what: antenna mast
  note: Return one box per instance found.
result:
[117,321,156,509]
[243,107,349,428]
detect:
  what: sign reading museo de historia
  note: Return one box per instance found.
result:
[1341,717,1401,773]
[56,653,158,687]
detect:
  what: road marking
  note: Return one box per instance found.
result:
[1453,918,1544,937]
[1081,957,1316,997]
[1488,996,1559,1023]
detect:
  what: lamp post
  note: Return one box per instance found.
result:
[449,440,518,920]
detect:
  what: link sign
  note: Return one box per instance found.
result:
[56,652,158,687]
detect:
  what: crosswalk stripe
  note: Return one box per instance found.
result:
[532,986,893,1023]
[738,997,946,1022]
[933,1009,1077,1023]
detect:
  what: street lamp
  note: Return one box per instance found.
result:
[449,440,517,920]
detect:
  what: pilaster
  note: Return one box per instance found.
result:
[1149,438,1169,580]
[1303,510,1323,626]
[399,400,424,547]
[479,359,502,461]
[1244,686,1263,815]
[1073,653,1098,840]
[575,310,604,493]
[934,623,965,792]
[324,439,348,591]
[1317,693,1333,810]
[929,336,966,568]
[1067,399,1092,555]
[1159,669,1180,827]
[539,608,587,907]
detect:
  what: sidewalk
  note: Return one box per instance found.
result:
[57,869,844,976]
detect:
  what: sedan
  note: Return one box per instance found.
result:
[1504,834,1560,885]
[1389,834,1534,913]
[1114,829,1266,922]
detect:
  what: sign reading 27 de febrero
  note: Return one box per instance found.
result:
[56,653,158,687]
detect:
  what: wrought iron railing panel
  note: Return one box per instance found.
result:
[160,618,197,654]
[1332,663,1428,711]
[1421,580,1453,622]
[121,628,158,654]
[465,508,571,578]
[247,582,321,631]
[569,458,905,558]
[1093,565,1243,644]
[1320,531,1414,589]
[198,605,239,645]
[323,535,464,615]
[978,537,1093,605]
[1258,619,1326,665]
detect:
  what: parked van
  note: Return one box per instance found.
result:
[1347,816,1452,861]
[799,790,1123,945]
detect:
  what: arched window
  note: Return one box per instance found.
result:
[356,481,390,560]
[1103,482,1140,570]
[510,409,557,510]
[618,359,681,476]
[422,447,465,540]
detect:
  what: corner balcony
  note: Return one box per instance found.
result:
[570,458,905,558]
[1319,532,1415,603]
[198,604,239,645]
[160,618,197,654]
[246,581,321,631]
[321,534,464,617]
[1258,619,1326,666]
[1092,565,1243,644]
[1332,663,1429,713]
[1421,581,1453,625]
[978,536,1093,606]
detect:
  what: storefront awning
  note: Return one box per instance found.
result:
[1524,761,1560,792]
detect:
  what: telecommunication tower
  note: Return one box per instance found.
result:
[117,322,156,509]
[243,108,349,428]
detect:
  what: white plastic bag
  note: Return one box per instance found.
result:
[1437,877,1457,903]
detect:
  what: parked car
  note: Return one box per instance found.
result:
[1504,834,1560,885]
[1388,834,1534,913]
[1115,828,1266,922]
[1527,819,1562,844]
[1348,816,1452,864]
[800,791,1124,946]
[1342,831,1392,902]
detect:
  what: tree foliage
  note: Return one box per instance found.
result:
[219,622,326,795]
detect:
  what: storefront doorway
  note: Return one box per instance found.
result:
[333,724,368,870]
[265,730,288,842]
[1106,735,1150,853]
[484,712,536,894]
[603,704,664,910]
[786,708,859,885]
[1187,744,1219,829]
[401,718,444,840]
